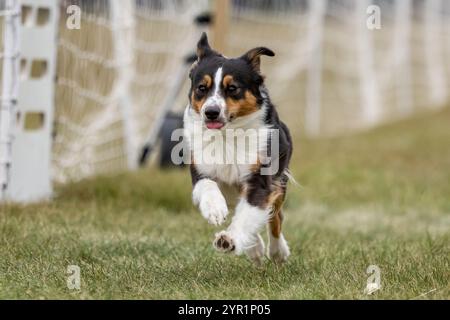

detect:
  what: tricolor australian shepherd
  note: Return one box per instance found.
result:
[183,33,293,265]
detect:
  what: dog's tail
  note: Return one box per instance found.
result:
[284,168,301,188]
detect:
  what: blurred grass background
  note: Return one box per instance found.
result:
[1,106,448,299]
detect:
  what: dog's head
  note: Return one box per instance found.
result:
[188,32,274,130]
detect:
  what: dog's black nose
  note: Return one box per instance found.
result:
[204,106,220,120]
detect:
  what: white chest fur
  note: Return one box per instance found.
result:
[184,106,268,186]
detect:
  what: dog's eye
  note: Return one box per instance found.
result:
[227,85,238,93]
[197,85,207,93]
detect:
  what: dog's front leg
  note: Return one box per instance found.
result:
[213,196,271,256]
[192,177,228,226]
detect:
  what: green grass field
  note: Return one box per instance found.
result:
[1,108,449,299]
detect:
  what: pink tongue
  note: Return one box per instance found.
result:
[206,122,224,129]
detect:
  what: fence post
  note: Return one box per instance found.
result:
[5,0,59,202]
[304,0,326,137]
[213,0,230,54]
[357,0,381,126]
[110,0,138,170]
[0,0,20,201]
[425,0,447,107]
[393,0,413,116]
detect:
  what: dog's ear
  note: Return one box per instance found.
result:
[197,32,214,60]
[241,47,275,72]
[188,61,197,80]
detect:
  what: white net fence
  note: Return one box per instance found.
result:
[54,0,209,182]
[228,0,450,136]
[1,0,450,185]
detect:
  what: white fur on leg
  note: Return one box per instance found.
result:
[214,198,270,255]
[268,232,290,264]
[193,179,228,226]
[245,234,265,266]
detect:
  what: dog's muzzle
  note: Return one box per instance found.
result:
[204,106,225,129]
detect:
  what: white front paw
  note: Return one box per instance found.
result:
[199,194,228,226]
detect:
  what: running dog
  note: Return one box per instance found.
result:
[183,33,293,265]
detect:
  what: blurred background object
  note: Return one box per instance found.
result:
[0,0,449,201]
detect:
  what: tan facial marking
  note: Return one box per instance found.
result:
[191,74,212,113]
[223,75,233,87]
[227,90,258,118]
[204,74,212,88]
[191,91,205,114]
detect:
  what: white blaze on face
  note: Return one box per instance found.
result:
[213,67,223,97]
[201,67,226,119]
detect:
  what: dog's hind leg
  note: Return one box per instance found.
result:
[245,234,265,266]
[267,203,290,264]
